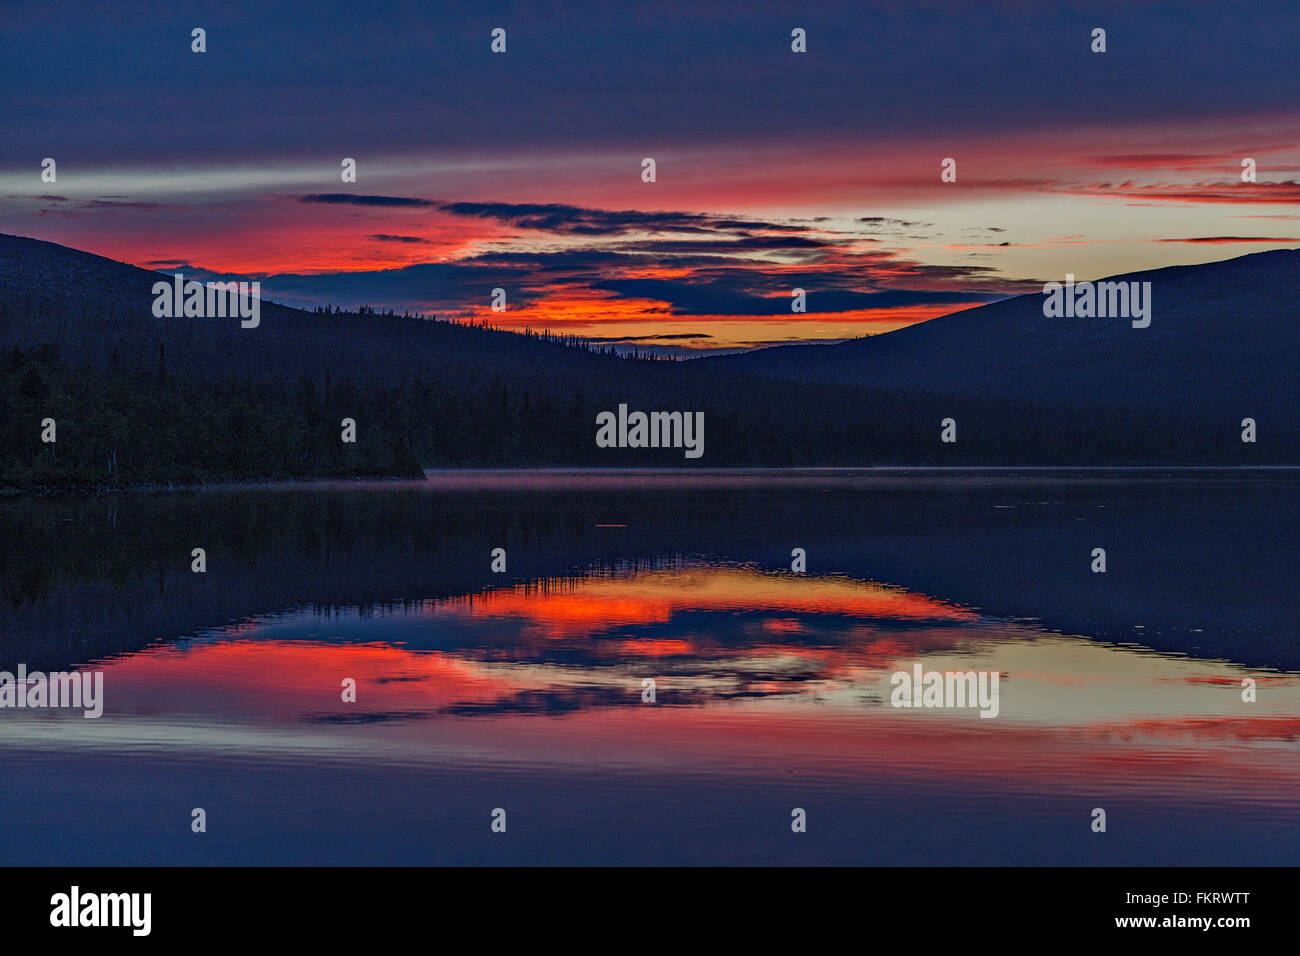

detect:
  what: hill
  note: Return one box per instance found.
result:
[0,234,1293,487]
[708,250,1300,420]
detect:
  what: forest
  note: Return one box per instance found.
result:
[1,332,1279,492]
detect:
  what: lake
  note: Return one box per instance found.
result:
[1,468,1296,864]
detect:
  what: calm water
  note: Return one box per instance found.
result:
[0,469,1296,865]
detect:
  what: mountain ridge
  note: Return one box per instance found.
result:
[706,248,1300,418]
[0,233,1294,486]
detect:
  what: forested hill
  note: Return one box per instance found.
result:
[0,233,1292,489]
[708,248,1300,421]
[0,232,668,386]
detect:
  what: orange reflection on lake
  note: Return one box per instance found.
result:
[0,564,1292,824]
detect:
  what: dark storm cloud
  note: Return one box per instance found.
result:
[858,217,928,228]
[296,196,819,240]
[460,249,634,268]
[438,201,807,236]
[1152,236,1299,244]
[18,194,172,213]
[465,248,762,271]
[301,194,437,207]
[254,191,1031,315]
[612,235,847,254]
[589,278,1001,316]
[256,232,1012,316]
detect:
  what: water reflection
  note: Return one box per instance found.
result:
[3,564,1296,799]
[0,471,1296,864]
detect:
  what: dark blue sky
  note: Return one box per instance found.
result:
[4,0,1296,161]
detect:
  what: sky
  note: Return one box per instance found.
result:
[1,0,1297,352]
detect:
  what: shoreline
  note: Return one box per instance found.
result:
[4,463,1299,498]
